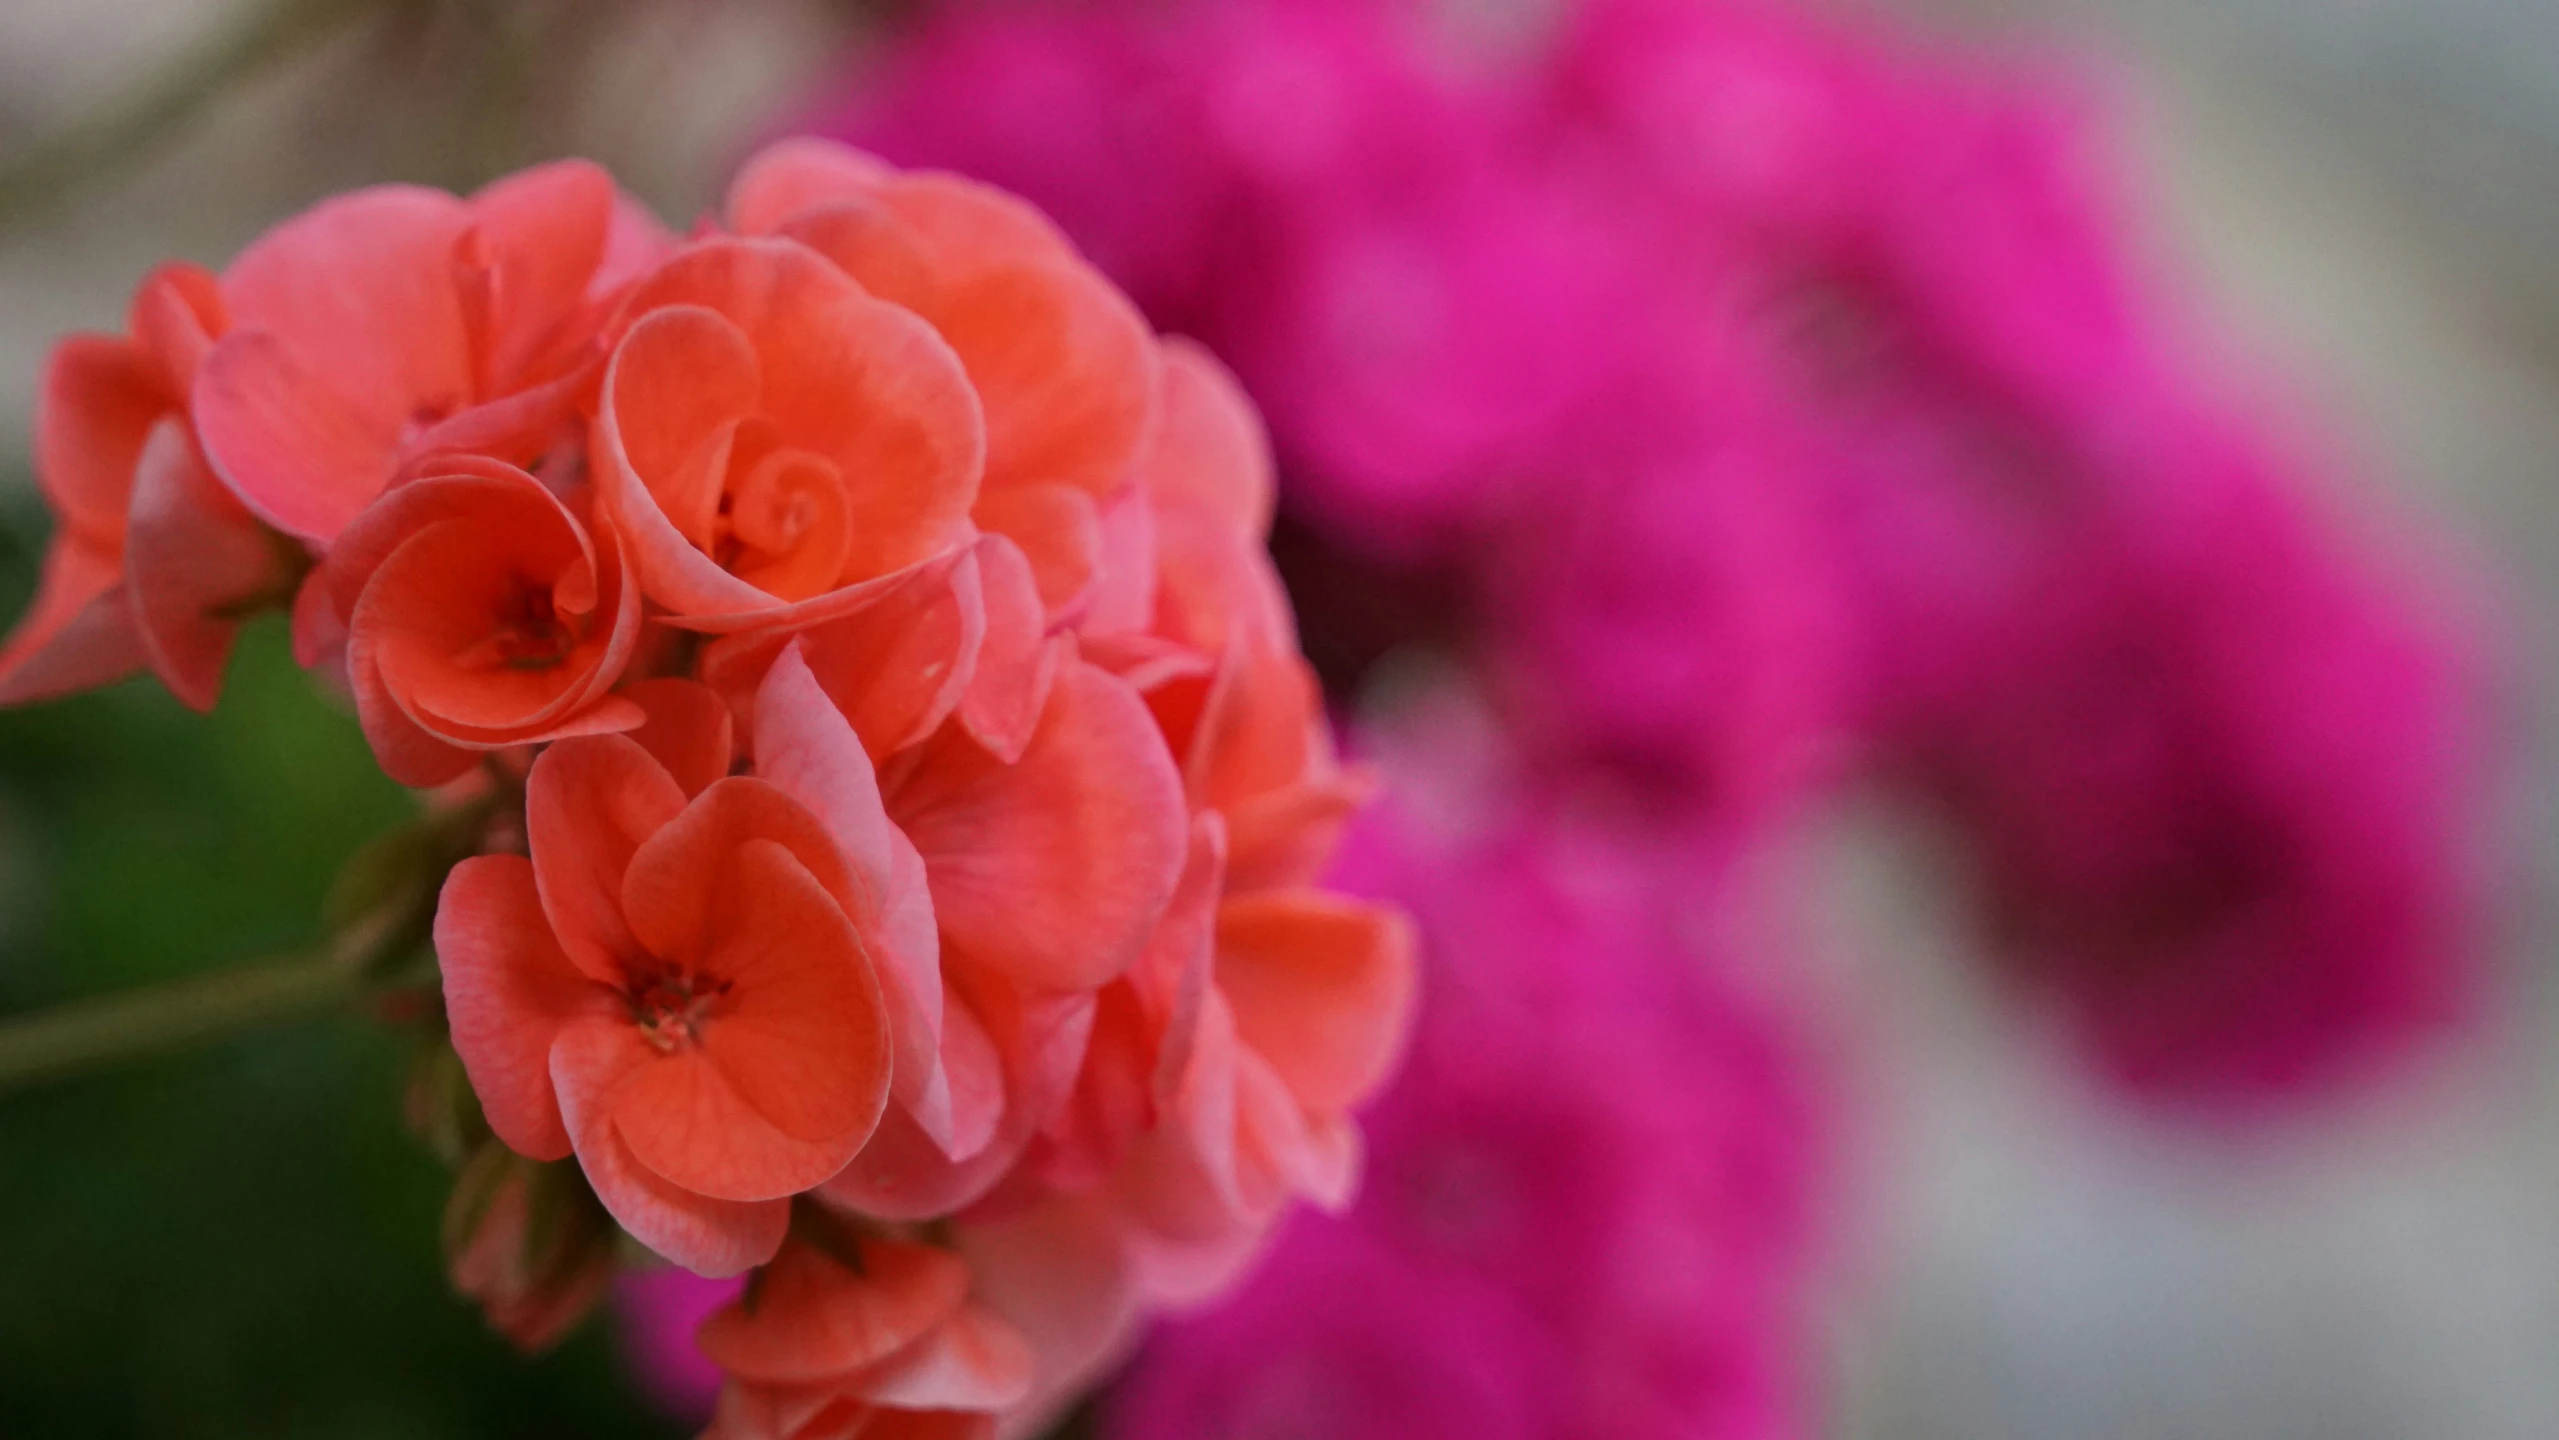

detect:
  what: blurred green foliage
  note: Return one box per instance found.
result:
[0,488,683,1438]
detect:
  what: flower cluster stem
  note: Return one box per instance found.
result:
[0,955,358,1097]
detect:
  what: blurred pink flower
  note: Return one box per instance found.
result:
[829,0,1649,556]
[813,0,2498,1124]
[1879,472,2488,1100]
[614,1266,738,1424]
[1111,786,1826,1440]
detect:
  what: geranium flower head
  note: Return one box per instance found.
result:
[14,134,1414,1436]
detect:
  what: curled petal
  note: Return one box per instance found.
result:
[603,238,985,602]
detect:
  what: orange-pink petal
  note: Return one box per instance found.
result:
[527,734,689,985]
[552,1016,787,1276]
[696,1235,971,1385]
[891,661,1185,992]
[437,854,611,1160]
[1214,892,1417,1116]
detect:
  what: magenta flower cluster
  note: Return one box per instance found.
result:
[830,0,2488,1105]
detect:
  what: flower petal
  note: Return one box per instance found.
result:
[622,676,736,799]
[873,174,1156,498]
[973,481,1099,619]
[437,854,610,1160]
[203,185,475,540]
[124,419,274,712]
[1140,339,1275,540]
[464,158,617,389]
[754,644,949,1136]
[0,539,143,705]
[952,534,1056,765]
[553,1017,786,1277]
[893,661,1187,992]
[726,138,897,236]
[609,1045,866,1202]
[1213,891,1417,1115]
[527,734,688,985]
[609,238,985,587]
[697,1236,970,1385]
[593,303,771,618]
[619,808,890,1149]
[851,1304,1035,1414]
[195,329,407,542]
[617,778,854,972]
[36,334,161,542]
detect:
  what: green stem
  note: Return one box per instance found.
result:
[0,0,371,229]
[0,955,359,1095]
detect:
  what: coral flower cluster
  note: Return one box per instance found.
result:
[0,140,1413,1435]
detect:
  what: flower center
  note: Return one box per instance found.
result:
[627,965,730,1053]
[490,577,577,671]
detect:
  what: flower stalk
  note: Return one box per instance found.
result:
[0,952,358,1095]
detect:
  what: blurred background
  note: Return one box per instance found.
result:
[1,1,2554,1437]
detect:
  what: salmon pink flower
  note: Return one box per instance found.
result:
[194,159,659,545]
[312,454,646,787]
[436,720,903,1275]
[0,262,292,711]
[724,139,1160,624]
[591,235,985,631]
